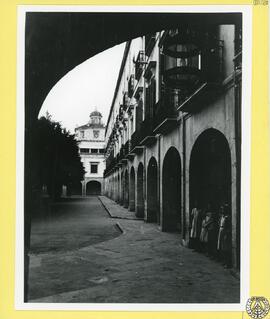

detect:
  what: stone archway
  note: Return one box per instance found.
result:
[189,128,233,264]
[117,172,120,203]
[129,167,135,211]
[189,128,231,211]
[121,171,124,205]
[162,147,181,232]
[124,169,129,208]
[147,157,159,223]
[136,163,144,218]
[86,180,101,196]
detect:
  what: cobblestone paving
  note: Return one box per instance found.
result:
[28,196,240,303]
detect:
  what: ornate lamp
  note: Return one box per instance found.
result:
[162,27,203,90]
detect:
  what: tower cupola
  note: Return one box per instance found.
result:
[89,110,102,125]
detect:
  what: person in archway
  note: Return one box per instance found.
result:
[190,201,203,251]
[199,208,210,253]
[217,204,232,268]
[207,204,219,259]
[200,204,217,257]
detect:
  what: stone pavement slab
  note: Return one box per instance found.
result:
[28,196,240,304]
[99,195,143,220]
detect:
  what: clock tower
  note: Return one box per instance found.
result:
[73,109,106,196]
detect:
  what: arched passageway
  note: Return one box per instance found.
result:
[146,157,160,223]
[113,176,116,201]
[86,180,101,196]
[162,147,181,232]
[129,167,135,211]
[189,129,231,211]
[147,157,159,223]
[136,163,144,218]
[111,176,114,199]
[121,171,124,205]
[124,170,129,208]
[189,129,232,264]
[117,173,120,202]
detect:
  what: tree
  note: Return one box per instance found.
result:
[35,115,85,200]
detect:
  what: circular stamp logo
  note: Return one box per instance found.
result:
[246,297,270,319]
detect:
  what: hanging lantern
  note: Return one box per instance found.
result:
[162,27,203,90]
[162,27,222,90]
[162,28,203,58]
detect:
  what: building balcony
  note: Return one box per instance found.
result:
[119,141,129,161]
[140,117,156,146]
[160,27,224,115]
[153,90,178,134]
[129,116,156,151]
[105,154,117,175]
[177,82,222,113]
[127,152,136,160]
[104,141,130,175]
[130,130,144,154]
[135,51,145,80]
[144,61,156,81]
[145,34,156,57]
[129,90,182,147]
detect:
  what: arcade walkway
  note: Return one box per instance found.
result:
[28,196,240,303]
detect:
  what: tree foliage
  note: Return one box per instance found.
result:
[35,114,85,200]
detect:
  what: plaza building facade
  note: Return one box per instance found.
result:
[104,23,242,269]
[74,110,106,196]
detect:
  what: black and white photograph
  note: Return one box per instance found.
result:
[16,5,252,310]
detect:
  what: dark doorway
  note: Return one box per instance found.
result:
[117,173,120,202]
[189,129,231,211]
[86,181,101,195]
[147,157,159,223]
[136,163,144,218]
[120,171,124,205]
[129,167,135,211]
[124,169,129,208]
[162,147,181,232]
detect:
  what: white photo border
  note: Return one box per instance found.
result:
[15,4,252,312]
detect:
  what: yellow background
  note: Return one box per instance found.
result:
[0,0,268,318]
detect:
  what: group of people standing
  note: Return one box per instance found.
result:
[189,202,232,268]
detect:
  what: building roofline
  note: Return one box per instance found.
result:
[105,41,131,135]
[75,123,105,130]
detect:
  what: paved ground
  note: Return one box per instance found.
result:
[28,196,240,303]
[99,195,143,220]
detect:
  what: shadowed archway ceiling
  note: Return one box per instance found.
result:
[25,12,241,124]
